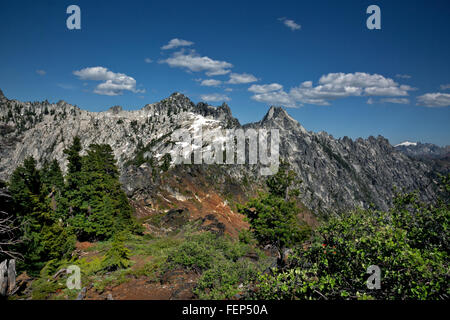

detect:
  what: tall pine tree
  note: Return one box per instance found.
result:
[64,138,138,241]
[8,157,75,274]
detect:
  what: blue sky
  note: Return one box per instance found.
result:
[0,0,449,146]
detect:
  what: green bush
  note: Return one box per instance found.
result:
[195,259,260,300]
[238,229,257,245]
[248,184,449,300]
[165,231,271,299]
[165,233,221,272]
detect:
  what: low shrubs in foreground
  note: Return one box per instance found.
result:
[165,232,272,299]
[247,184,449,300]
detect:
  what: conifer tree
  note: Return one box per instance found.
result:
[8,157,75,274]
[239,161,309,266]
[102,231,130,271]
[66,141,138,241]
[41,159,64,193]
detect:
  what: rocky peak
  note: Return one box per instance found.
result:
[261,106,298,124]
[108,105,123,114]
[263,106,287,121]
[219,102,231,114]
[166,92,193,105]
[56,100,69,107]
[0,89,6,103]
[193,102,240,128]
[140,93,239,127]
[169,92,185,99]
[163,92,196,110]
[257,105,307,134]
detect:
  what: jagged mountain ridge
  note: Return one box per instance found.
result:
[0,89,438,214]
[0,90,238,176]
[243,106,437,212]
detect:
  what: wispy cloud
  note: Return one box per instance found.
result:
[380,98,410,104]
[160,50,233,76]
[248,83,283,93]
[57,83,76,90]
[200,93,230,102]
[161,38,194,50]
[73,66,144,96]
[416,93,450,107]
[144,58,153,63]
[367,97,410,105]
[36,69,46,76]
[278,17,301,31]
[395,74,412,79]
[440,83,450,90]
[227,73,258,84]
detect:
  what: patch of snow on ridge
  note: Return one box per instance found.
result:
[395,141,417,147]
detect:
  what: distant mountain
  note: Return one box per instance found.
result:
[395,141,450,159]
[0,89,441,216]
[394,141,450,174]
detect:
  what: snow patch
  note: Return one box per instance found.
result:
[395,141,417,147]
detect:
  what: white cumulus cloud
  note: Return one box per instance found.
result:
[161,38,194,50]
[73,66,144,96]
[290,72,415,105]
[227,73,258,84]
[250,72,415,107]
[416,93,450,107]
[160,50,233,76]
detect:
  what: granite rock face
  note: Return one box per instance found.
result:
[0,90,439,214]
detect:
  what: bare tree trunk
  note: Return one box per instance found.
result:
[0,260,7,296]
[1,187,22,260]
[7,259,15,295]
[0,259,16,297]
